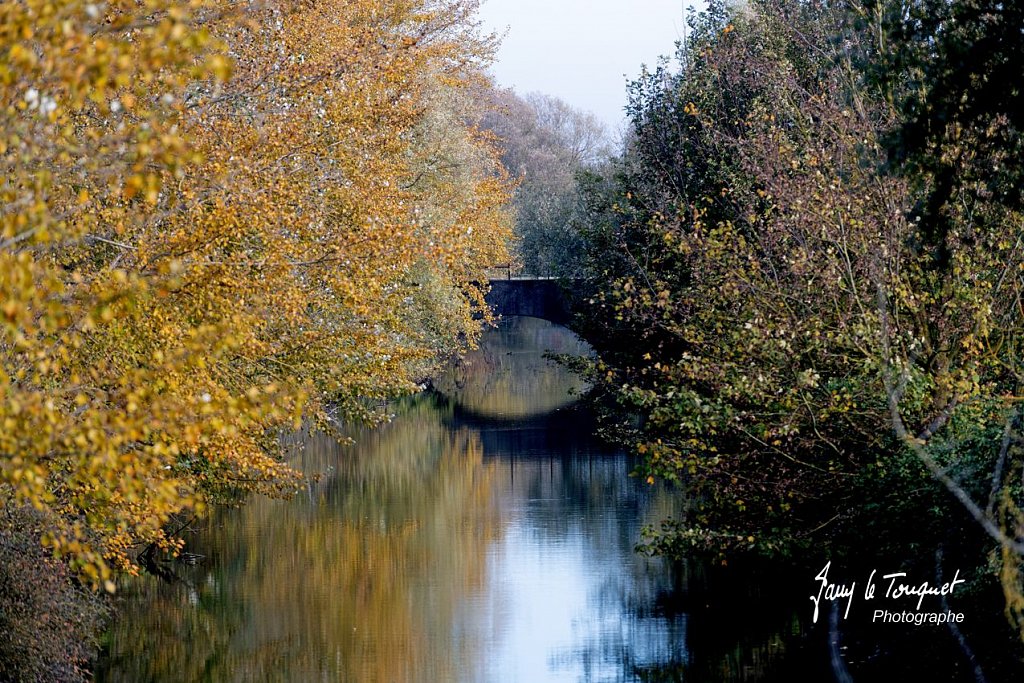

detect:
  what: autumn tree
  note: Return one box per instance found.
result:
[1,1,511,674]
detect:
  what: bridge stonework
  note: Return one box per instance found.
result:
[484,278,575,326]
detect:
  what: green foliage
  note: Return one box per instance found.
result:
[574,0,1024,625]
[870,0,1024,218]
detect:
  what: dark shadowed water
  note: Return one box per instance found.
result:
[96,317,832,682]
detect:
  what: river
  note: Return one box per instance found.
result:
[96,317,821,682]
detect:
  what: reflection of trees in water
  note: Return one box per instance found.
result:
[433,316,592,419]
[99,399,500,683]
[98,351,819,683]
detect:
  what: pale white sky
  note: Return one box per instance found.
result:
[476,1,702,134]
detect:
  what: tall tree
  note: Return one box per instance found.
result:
[575,0,1024,646]
[1,0,511,594]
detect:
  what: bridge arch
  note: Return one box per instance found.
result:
[484,278,576,326]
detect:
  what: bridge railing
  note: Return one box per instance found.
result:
[483,265,559,281]
[484,264,513,280]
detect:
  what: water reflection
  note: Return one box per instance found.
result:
[100,399,501,683]
[432,316,592,419]
[96,318,726,682]
[474,464,687,682]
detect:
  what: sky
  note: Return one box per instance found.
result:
[475,1,702,134]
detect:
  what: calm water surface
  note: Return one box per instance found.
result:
[97,318,814,682]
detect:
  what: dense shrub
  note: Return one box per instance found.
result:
[0,506,106,683]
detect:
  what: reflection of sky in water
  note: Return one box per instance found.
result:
[453,453,688,683]
[476,516,687,683]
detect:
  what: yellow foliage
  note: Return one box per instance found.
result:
[1,0,510,582]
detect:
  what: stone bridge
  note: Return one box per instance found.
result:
[484,277,579,326]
